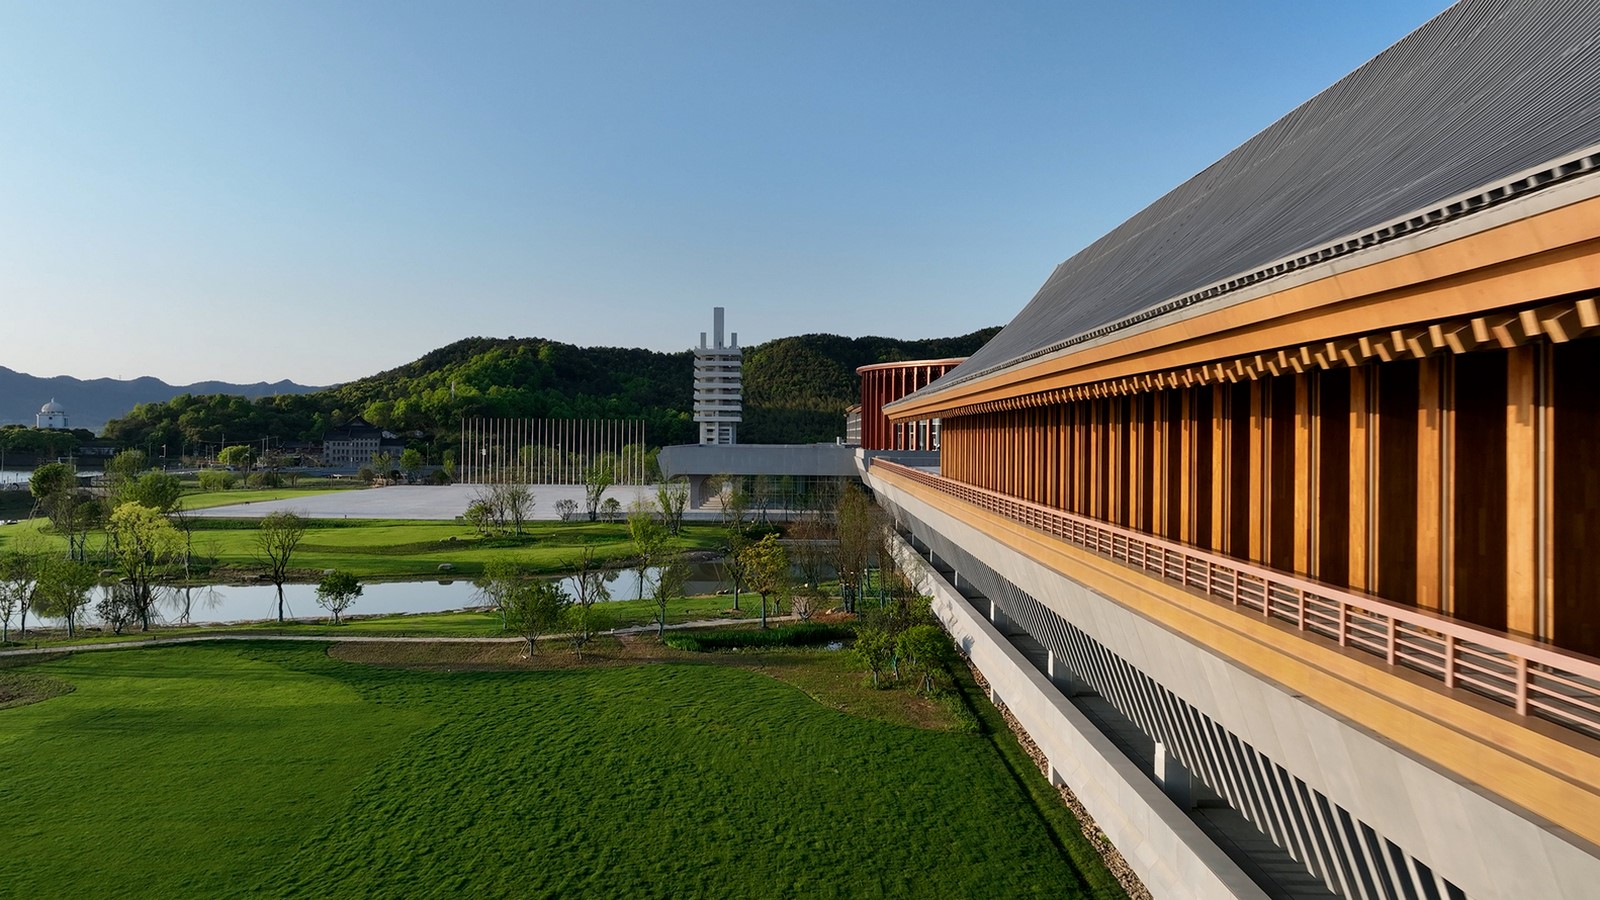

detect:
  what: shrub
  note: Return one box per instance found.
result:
[663,622,855,652]
[197,470,236,492]
[246,471,282,489]
[554,499,578,522]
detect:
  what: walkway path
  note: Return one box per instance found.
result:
[0,616,797,658]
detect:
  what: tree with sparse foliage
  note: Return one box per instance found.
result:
[106,502,182,631]
[627,500,667,601]
[315,570,362,624]
[256,511,309,622]
[651,549,689,638]
[834,485,875,614]
[0,535,46,641]
[720,478,752,610]
[738,532,790,630]
[564,547,611,657]
[554,498,578,522]
[583,458,615,521]
[656,480,688,535]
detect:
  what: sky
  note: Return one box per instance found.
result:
[0,0,1454,386]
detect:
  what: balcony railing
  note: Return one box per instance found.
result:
[874,460,1600,739]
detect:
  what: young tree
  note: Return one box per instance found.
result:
[501,576,571,656]
[565,547,610,656]
[30,463,101,561]
[118,471,183,513]
[790,509,838,605]
[738,532,790,630]
[315,570,362,625]
[650,549,689,638]
[834,485,875,614]
[600,497,622,522]
[218,444,256,480]
[627,500,667,601]
[583,458,615,522]
[554,498,579,522]
[852,626,895,688]
[256,511,309,623]
[96,583,140,636]
[720,479,751,610]
[499,483,534,535]
[896,624,952,694]
[656,480,688,535]
[36,557,97,639]
[441,448,458,480]
[400,448,425,482]
[370,451,394,482]
[106,502,182,631]
[0,537,45,641]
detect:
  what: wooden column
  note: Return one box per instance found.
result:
[1179,390,1194,543]
[1294,374,1313,574]
[1348,368,1372,591]
[1152,394,1168,537]
[1248,382,1265,563]
[1416,357,1446,611]
[1211,384,1228,553]
[1109,398,1125,524]
[1506,346,1541,637]
[1129,397,1146,532]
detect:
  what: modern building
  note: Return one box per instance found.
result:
[864,2,1600,898]
[35,399,67,430]
[856,359,963,451]
[693,307,742,444]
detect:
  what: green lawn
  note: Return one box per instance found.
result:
[0,642,1124,899]
[0,517,725,580]
[174,484,359,510]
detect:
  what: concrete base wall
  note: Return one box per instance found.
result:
[886,533,1269,900]
[869,470,1600,900]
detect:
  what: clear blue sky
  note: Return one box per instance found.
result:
[0,0,1452,386]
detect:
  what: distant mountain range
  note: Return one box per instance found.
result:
[0,366,324,433]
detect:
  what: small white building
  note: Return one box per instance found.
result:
[35,399,67,430]
[693,307,742,445]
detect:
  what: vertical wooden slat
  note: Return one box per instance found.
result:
[1248,381,1265,563]
[1294,374,1312,574]
[1212,384,1227,553]
[1349,368,1371,591]
[1109,399,1124,524]
[1179,389,1194,543]
[1152,394,1168,537]
[1507,346,1538,636]
[1416,357,1445,611]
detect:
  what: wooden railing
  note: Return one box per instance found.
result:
[875,460,1600,739]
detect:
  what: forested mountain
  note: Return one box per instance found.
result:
[98,327,1000,457]
[0,366,321,433]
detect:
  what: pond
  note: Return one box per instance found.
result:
[33,559,758,627]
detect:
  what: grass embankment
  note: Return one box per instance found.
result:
[0,516,724,581]
[0,641,1124,899]
[6,595,767,650]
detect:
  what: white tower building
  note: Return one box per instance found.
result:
[36,399,68,430]
[693,307,742,445]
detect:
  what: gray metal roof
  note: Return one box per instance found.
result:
[922,0,1600,399]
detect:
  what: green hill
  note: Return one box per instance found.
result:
[100,327,1000,457]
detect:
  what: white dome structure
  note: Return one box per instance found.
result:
[36,399,68,430]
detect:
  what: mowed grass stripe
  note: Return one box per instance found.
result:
[2,643,1119,898]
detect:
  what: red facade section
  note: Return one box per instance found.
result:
[856,359,963,450]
